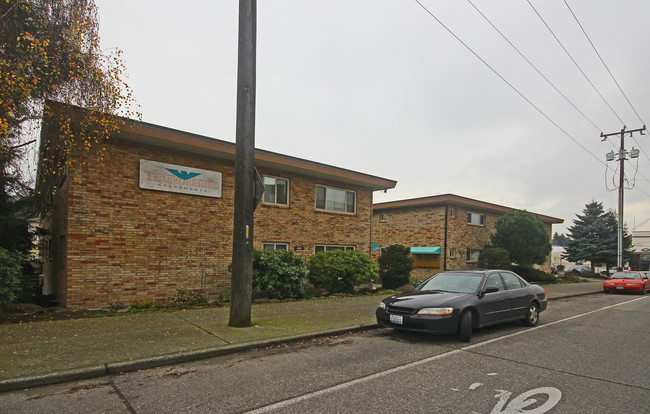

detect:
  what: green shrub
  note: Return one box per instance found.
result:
[130,298,163,310]
[164,289,206,309]
[307,250,378,294]
[0,248,25,313]
[378,244,414,289]
[512,265,556,283]
[478,247,512,269]
[252,249,307,299]
[214,289,231,305]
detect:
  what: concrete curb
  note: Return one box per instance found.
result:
[0,290,602,393]
[0,324,378,393]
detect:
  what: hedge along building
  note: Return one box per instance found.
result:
[37,104,397,309]
[372,194,563,280]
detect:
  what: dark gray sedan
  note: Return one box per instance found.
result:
[376,270,547,342]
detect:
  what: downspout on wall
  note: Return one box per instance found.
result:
[443,204,448,270]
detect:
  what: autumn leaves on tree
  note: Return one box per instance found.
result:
[1,0,139,205]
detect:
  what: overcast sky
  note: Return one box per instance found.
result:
[94,0,650,234]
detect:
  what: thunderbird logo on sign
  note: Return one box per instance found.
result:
[140,160,222,198]
[165,169,201,180]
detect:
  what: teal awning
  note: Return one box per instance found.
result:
[410,246,441,255]
[371,243,382,251]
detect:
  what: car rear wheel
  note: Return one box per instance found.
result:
[522,302,539,327]
[458,311,472,342]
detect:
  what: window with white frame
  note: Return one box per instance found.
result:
[466,249,481,263]
[315,185,355,214]
[263,243,288,251]
[449,248,456,258]
[380,213,388,222]
[450,208,456,218]
[314,245,355,254]
[467,212,484,226]
[263,176,289,205]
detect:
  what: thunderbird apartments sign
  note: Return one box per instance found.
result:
[139,160,222,198]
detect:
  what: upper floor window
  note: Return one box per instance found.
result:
[450,208,456,218]
[380,213,388,222]
[449,248,456,258]
[315,185,355,214]
[263,176,289,206]
[467,212,484,226]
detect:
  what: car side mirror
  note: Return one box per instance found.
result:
[479,286,499,298]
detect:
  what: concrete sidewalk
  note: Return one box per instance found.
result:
[0,280,604,393]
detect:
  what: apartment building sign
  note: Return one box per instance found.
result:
[139,159,222,198]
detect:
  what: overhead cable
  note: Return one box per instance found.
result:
[526,0,626,126]
[563,0,650,164]
[413,0,607,168]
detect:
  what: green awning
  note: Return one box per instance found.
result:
[371,243,382,251]
[410,246,441,255]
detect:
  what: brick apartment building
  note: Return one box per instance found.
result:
[38,106,396,309]
[372,194,563,280]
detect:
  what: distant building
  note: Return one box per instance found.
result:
[372,194,563,280]
[631,231,650,271]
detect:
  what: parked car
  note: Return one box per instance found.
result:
[603,271,650,294]
[376,270,547,342]
[566,264,591,275]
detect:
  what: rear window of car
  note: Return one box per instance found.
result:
[611,272,641,280]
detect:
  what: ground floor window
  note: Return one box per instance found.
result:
[263,243,288,251]
[315,245,355,253]
[466,249,481,263]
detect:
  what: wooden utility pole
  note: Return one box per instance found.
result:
[229,0,257,327]
[601,125,646,269]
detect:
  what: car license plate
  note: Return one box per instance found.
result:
[616,286,624,290]
[390,314,403,325]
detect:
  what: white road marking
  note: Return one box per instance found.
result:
[244,296,647,413]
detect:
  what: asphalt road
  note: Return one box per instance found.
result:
[2,294,648,414]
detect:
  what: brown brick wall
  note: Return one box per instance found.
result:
[372,204,553,282]
[50,139,374,309]
[255,169,373,258]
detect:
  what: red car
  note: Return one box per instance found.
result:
[603,271,650,294]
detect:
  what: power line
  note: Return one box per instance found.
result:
[466,0,603,133]
[563,0,650,164]
[412,0,650,199]
[412,0,608,169]
[563,0,646,126]
[526,0,626,126]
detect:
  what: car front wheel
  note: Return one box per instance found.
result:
[458,311,472,342]
[522,302,539,327]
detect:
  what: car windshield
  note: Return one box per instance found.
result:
[610,272,641,280]
[417,273,483,294]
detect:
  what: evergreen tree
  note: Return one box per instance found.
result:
[377,244,414,289]
[552,232,568,246]
[564,201,632,271]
